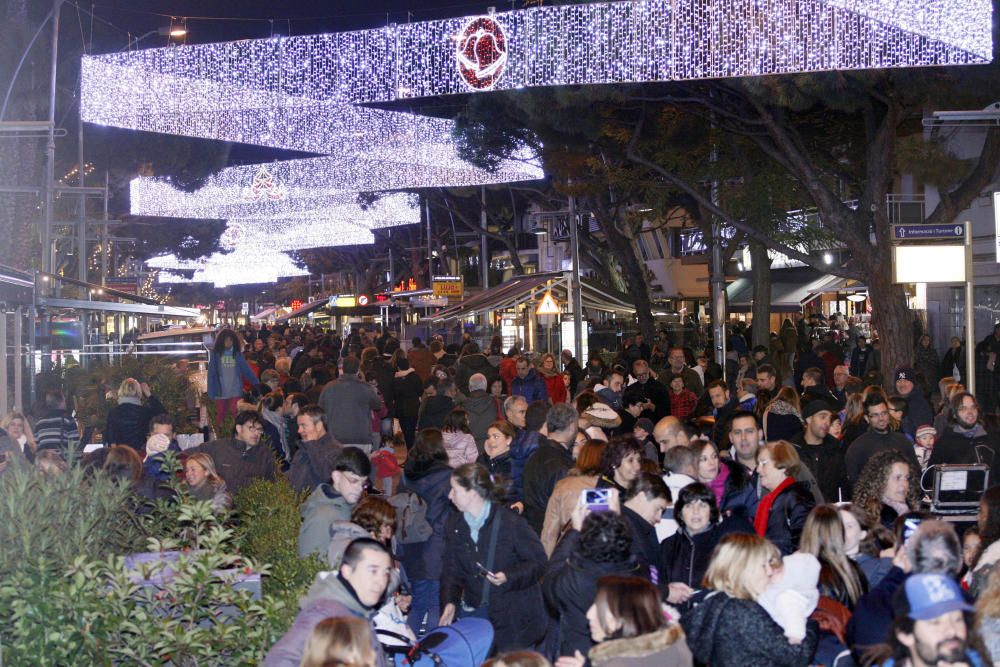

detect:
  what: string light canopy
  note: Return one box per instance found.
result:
[149,248,310,287]
[80,0,989,282]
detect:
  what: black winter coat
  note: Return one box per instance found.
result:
[417,395,454,430]
[454,353,499,396]
[622,506,663,578]
[364,357,396,418]
[659,517,755,590]
[105,396,166,453]
[544,529,643,657]
[761,480,816,555]
[391,370,424,419]
[400,461,453,580]
[930,427,999,478]
[681,590,818,667]
[441,503,547,652]
[522,438,574,534]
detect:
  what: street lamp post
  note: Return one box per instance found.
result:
[568,194,583,364]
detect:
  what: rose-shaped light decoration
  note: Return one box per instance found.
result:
[456,16,508,91]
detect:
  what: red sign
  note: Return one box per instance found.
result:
[392,279,418,292]
[358,295,369,306]
[290,299,303,311]
[375,294,390,303]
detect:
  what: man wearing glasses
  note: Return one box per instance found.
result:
[188,410,277,494]
[298,447,372,558]
[845,394,919,483]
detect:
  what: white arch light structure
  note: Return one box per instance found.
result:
[81,0,991,285]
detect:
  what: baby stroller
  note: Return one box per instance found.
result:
[378,617,494,667]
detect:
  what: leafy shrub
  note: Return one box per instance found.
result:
[39,356,199,432]
[0,460,293,665]
[233,477,325,627]
[0,458,146,577]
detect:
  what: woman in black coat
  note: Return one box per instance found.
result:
[681,533,818,667]
[659,483,756,601]
[544,508,643,658]
[440,463,548,652]
[391,351,424,447]
[105,378,166,453]
[754,440,816,555]
[400,429,453,635]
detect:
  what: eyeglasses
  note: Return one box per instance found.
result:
[867,410,889,419]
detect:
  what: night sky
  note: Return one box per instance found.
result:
[89,0,517,49]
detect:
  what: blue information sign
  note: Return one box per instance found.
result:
[893,224,965,241]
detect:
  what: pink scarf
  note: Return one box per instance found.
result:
[708,462,730,506]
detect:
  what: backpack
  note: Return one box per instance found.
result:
[387,491,433,544]
[379,617,494,667]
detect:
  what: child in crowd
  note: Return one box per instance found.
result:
[757,552,821,645]
[914,425,936,470]
[829,414,843,441]
[668,374,698,422]
[962,526,981,590]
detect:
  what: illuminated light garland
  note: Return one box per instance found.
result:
[79,0,989,280]
[149,248,310,287]
[81,0,989,117]
[129,162,525,221]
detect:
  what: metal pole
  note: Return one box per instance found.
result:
[28,301,37,405]
[14,306,23,410]
[426,195,433,285]
[42,0,61,275]
[481,186,490,336]
[568,194,583,363]
[77,106,86,281]
[481,186,489,288]
[965,220,976,395]
[0,312,8,418]
[101,172,109,285]
[711,222,728,373]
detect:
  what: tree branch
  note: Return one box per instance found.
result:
[925,127,1000,227]
[625,106,863,281]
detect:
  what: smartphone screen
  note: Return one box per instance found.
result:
[582,488,611,512]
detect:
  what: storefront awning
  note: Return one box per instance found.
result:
[274,299,328,322]
[251,306,279,321]
[726,268,863,313]
[39,297,200,319]
[422,271,635,324]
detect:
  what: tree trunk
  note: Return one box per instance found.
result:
[750,240,771,348]
[589,201,656,341]
[866,254,912,387]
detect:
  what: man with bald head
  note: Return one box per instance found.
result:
[654,415,690,455]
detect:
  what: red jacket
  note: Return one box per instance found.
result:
[541,372,568,404]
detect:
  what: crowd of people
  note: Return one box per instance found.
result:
[3,318,1000,667]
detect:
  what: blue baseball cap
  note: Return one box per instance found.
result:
[904,574,973,621]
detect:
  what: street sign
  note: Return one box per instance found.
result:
[334,295,356,308]
[536,290,560,315]
[892,224,965,241]
[412,295,448,307]
[358,295,369,306]
[432,276,464,298]
[241,302,249,315]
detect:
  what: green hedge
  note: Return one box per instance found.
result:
[0,459,317,665]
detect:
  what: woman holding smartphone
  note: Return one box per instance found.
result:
[440,463,548,652]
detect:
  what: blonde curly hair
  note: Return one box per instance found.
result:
[851,449,920,519]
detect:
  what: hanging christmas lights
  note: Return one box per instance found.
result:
[149,248,310,287]
[78,0,990,282]
[81,0,989,118]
